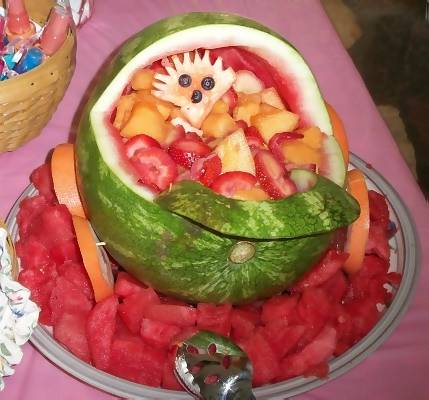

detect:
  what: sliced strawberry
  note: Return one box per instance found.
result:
[254,149,296,199]
[245,126,265,149]
[168,138,211,169]
[190,155,222,187]
[222,87,238,113]
[124,134,161,158]
[131,147,178,192]
[268,132,303,162]
[184,132,204,142]
[210,171,257,198]
[236,120,248,131]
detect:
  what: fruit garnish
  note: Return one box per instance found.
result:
[168,138,211,169]
[190,154,222,186]
[124,134,161,158]
[254,149,296,199]
[130,147,178,191]
[152,50,236,128]
[72,216,114,302]
[210,171,257,198]
[51,144,86,218]
[343,169,370,273]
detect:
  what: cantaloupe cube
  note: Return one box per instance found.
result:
[212,100,229,114]
[259,103,280,115]
[202,113,237,139]
[215,129,255,175]
[300,126,324,149]
[282,141,321,165]
[131,69,155,90]
[251,110,299,144]
[237,92,262,105]
[261,87,285,109]
[170,107,184,120]
[233,188,269,201]
[233,101,260,126]
[136,91,173,120]
[113,94,137,130]
[121,102,167,143]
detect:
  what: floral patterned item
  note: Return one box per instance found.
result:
[0,228,39,391]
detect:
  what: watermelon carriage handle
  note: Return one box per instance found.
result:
[175,330,256,400]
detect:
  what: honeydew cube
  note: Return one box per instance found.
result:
[202,113,237,139]
[233,101,260,126]
[233,70,265,94]
[131,68,155,90]
[251,110,299,144]
[261,87,285,109]
[299,126,324,149]
[212,100,229,114]
[121,102,168,143]
[113,93,137,130]
[282,141,321,165]
[215,129,256,175]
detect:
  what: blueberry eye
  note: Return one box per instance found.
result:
[201,76,215,90]
[178,74,192,87]
[191,89,203,103]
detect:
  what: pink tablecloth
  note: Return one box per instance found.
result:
[1,1,428,399]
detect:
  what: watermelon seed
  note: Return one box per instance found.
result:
[229,241,256,264]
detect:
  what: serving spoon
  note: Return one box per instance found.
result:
[174,330,256,400]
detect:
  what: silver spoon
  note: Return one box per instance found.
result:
[174,330,256,400]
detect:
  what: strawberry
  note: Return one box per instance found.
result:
[190,155,222,186]
[245,126,265,149]
[124,134,161,159]
[221,88,238,113]
[254,149,296,199]
[210,171,257,198]
[268,131,303,162]
[168,138,211,169]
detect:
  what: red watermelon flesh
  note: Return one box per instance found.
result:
[57,261,94,301]
[196,303,232,337]
[261,294,298,325]
[53,312,91,363]
[16,195,49,239]
[50,240,81,266]
[162,348,182,390]
[30,163,56,204]
[143,304,197,327]
[87,295,118,370]
[230,308,259,342]
[115,271,147,298]
[140,318,181,348]
[118,288,161,334]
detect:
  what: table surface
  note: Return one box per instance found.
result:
[1,0,428,399]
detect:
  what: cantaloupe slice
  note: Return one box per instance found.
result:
[202,113,237,139]
[281,141,321,165]
[72,215,114,302]
[251,109,299,144]
[51,144,86,218]
[343,169,370,274]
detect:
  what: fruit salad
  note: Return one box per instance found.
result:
[14,13,402,392]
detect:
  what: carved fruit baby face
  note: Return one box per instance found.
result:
[152,50,236,128]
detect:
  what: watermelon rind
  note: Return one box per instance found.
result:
[76,13,345,304]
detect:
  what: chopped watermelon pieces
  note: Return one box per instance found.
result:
[16,162,400,390]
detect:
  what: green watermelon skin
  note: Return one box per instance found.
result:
[77,119,332,304]
[76,13,339,304]
[156,177,359,239]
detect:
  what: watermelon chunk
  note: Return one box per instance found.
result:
[49,276,93,324]
[57,261,94,300]
[292,250,349,291]
[321,270,348,304]
[143,304,197,327]
[279,325,336,380]
[162,348,182,390]
[196,303,232,336]
[118,288,161,333]
[16,195,49,239]
[108,334,166,386]
[16,237,51,270]
[368,190,389,229]
[30,163,56,204]
[114,271,146,298]
[240,331,280,386]
[140,318,181,348]
[53,312,91,363]
[261,294,298,325]
[50,240,81,266]
[230,308,259,342]
[87,295,118,370]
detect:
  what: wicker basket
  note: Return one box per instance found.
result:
[0,0,76,152]
[0,219,18,280]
